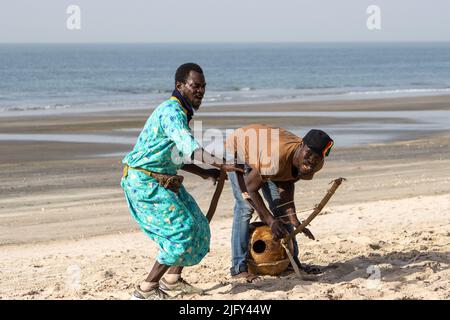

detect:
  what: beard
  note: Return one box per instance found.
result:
[192,99,202,110]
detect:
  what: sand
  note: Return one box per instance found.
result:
[0,95,449,300]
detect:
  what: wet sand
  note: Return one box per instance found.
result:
[0,95,450,299]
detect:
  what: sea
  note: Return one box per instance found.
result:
[1,42,450,147]
[1,42,450,113]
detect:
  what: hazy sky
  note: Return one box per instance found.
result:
[0,0,449,43]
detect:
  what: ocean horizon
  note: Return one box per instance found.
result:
[1,42,450,114]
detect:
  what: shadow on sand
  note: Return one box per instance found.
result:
[210,249,449,296]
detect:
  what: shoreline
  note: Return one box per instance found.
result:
[0,95,449,152]
[1,93,450,119]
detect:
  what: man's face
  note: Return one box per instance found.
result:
[176,71,206,110]
[296,143,324,175]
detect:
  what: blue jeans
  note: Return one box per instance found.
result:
[228,172,299,276]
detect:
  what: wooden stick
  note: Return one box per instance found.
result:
[287,177,346,241]
[206,169,227,223]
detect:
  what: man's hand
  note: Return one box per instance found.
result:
[270,220,290,240]
[289,215,302,228]
[290,217,315,240]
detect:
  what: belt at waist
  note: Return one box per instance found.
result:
[122,164,184,193]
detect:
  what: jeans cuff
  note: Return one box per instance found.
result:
[230,264,248,276]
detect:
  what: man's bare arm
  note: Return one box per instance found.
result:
[242,168,289,239]
[181,163,218,180]
[276,181,316,240]
[191,148,244,173]
[275,181,300,227]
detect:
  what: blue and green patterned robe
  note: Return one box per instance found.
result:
[121,98,210,266]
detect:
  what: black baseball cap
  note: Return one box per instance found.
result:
[303,129,334,157]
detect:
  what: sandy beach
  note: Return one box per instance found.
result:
[1,95,450,300]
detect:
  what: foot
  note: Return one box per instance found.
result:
[300,264,323,274]
[287,263,322,275]
[231,271,260,283]
[287,256,323,275]
[159,277,204,295]
[130,284,169,300]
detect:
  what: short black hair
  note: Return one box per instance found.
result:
[175,63,203,86]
